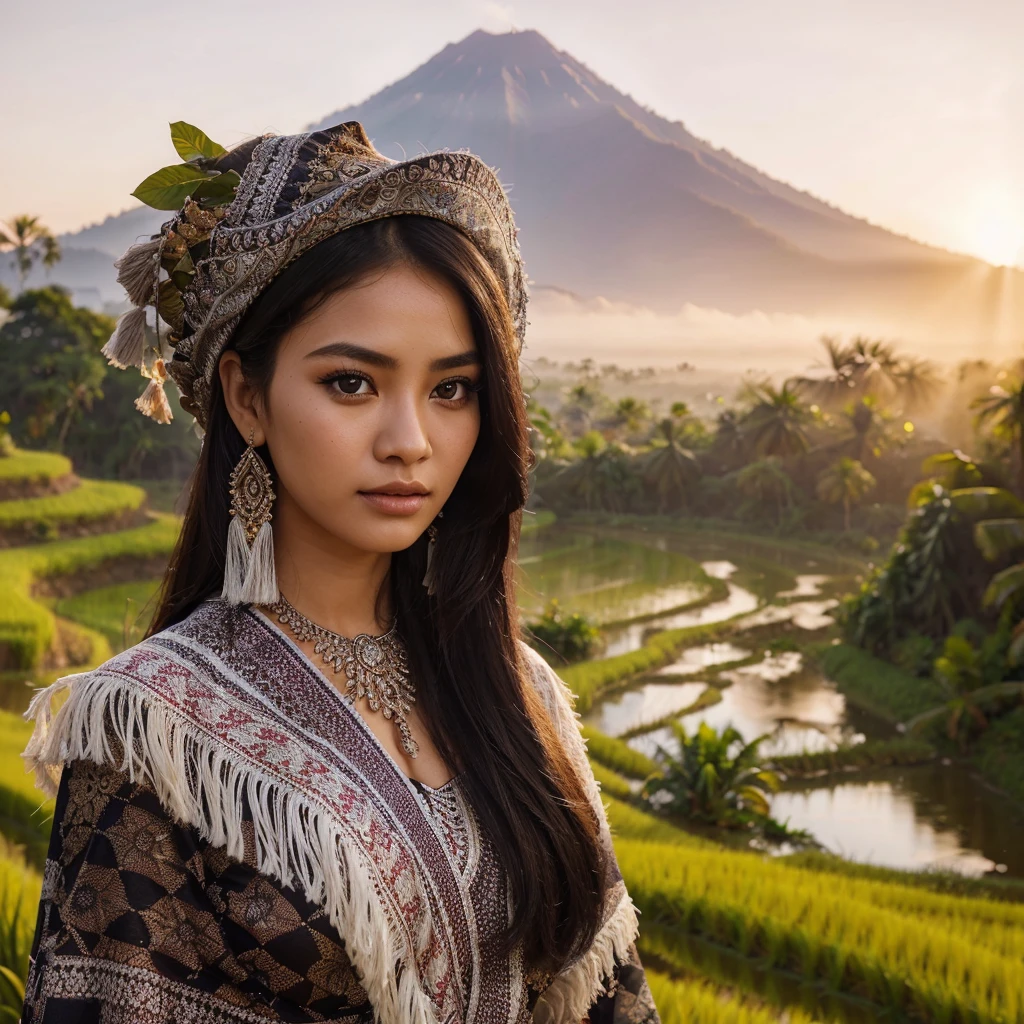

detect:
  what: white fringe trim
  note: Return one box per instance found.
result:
[531,892,640,1024]
[21,669,438,1024]
[517,641,644,1018]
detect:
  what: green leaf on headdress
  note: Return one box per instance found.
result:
[157,279,185,332]
[169,121,227,163]
[131,164,211,210]
[170,251,195,293]
[192,170,241,209]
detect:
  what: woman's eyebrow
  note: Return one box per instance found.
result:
[305,341,480,372]
[431,350,480,371]
[305,341,396,367]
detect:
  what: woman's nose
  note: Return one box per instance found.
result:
[373,395,432,464]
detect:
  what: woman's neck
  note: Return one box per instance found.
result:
[266,506,394,638]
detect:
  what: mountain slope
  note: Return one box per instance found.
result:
[24,27,1024,352]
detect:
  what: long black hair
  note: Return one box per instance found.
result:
[146,215,607,971]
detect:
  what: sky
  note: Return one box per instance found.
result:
[2,0,1023,268]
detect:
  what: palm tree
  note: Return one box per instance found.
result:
[735,456,795,525]
[643,418,702,513]
[0,215,62,294]
[972,376,1024,493]
[560,382,601,437]
[894,355,942,411]
[739,380,811,457]
[711,408,746,469]
[642,720,782,828]
[611,396,651,440]
[816,457,877,530]
[795,335,936,410]
[838,396,894,462]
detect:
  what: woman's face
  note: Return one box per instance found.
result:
[221,261,482,560]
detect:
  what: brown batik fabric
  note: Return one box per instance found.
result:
[20,598,660,1023]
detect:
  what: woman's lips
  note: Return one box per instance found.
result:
[358,492,429,515]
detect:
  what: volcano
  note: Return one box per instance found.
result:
[30,28,1024,355]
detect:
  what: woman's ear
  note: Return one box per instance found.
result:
[218,350,266,445]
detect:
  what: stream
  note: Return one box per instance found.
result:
[519,524,1024,879]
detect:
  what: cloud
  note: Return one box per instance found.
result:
[521,287,920,373]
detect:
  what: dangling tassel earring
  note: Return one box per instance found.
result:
[422,509,443,596]
[222,428,279,605]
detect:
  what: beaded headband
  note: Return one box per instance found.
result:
[104,121,529,434]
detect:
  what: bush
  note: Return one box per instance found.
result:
[524,599,600,663]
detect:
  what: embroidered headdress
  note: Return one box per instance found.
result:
[104,121,529,434]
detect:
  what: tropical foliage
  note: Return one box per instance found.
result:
[641,720,786,833]
[0,215,61,295]
[0,287,199,479]
[524,598,600,663]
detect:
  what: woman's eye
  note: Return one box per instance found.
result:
[329,374,372,396]
[433,378,479,403]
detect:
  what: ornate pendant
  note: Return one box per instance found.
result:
[267,593,419,757]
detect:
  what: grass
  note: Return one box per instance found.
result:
[976,707,1024,806]
[0,710,56,868]
[582,724,660,779]
[617,838,1024,1023]
[561,618,741,714]
[0,449,72,485]
[0,845,41,1021]
[589,759,636,801]
[646,969,820,1024]
[521,509,556,534]
[810,642,945,724]
[565,512,868,574]
[779,848,1024,904]
[603,795,716,848]
[0,513,179,669]
[518,530,715,625]
[0,479,146,538]
[55,578,163,650]
[768,737,937,777]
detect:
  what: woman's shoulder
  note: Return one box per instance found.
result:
[20,598,237,799]
[516,638,581,735]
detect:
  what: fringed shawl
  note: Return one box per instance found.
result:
[21,598,641,1023]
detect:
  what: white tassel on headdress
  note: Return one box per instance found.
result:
[134,377,173,424]
[114,237,163,306]
[101,306,148,369]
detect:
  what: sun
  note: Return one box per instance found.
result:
[963,184,1024,268]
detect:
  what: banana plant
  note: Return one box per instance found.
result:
[642,720,782,828]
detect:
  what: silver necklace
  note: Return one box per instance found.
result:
[266,592,419,757]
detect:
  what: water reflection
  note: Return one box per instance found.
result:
[582,681,708,737]
[602,565,759,657]
[653,641,752,677]
[517,529,710,624]
[737,599,838,631]
[776,574,829,598]
[773,763,1024,877]
[627,666,863,759]
[521,522,1024,881]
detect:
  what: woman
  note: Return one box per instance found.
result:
[19,121,661,1024]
